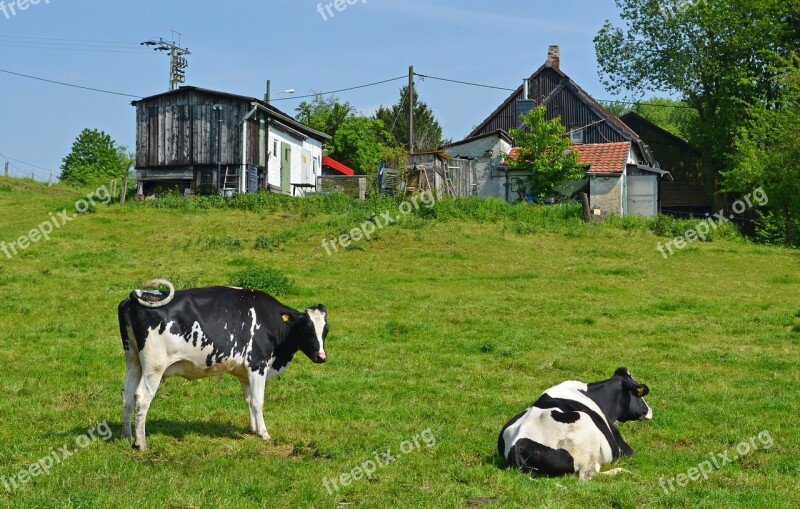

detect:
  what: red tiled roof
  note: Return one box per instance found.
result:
[508,142,630,174]
[321,157,355,176]
[574,142,630,173]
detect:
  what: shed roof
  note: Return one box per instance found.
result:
[131,86,331,141]
[322,157,355,176]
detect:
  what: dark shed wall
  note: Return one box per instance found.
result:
[135,91,259,168]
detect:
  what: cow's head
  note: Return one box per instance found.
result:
[284,305,328,363]
[613,367,652,422]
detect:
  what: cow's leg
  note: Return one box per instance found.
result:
[247,373,270,440]
[598,468,630,477]
[577,461,601,481]
[121,349,142,440]
[240,378,257,433]
[133,360,166,450]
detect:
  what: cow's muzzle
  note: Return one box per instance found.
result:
[313,352,327,364]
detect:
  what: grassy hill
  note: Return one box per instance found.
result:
[1,177,798,508]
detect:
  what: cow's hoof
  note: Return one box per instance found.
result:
[259,432,271,441]
[132,442,146,450]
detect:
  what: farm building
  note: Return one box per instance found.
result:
[620,111,713,217]
[406,151,474,197]
[131,87,330,197]
[442,130,533,201]
[450,46,671,215]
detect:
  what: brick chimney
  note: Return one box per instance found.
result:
[547,45,561,70]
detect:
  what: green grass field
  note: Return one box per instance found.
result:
[1,177,798,508]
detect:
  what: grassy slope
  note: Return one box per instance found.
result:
[0,177,798,509]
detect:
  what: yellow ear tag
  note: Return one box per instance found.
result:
[636,387,645,397]
[282,313,291,323]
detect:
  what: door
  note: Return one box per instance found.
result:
[627,175,658,217]
[280,142,291,193]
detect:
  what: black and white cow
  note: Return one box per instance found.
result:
[498,368,652,480]
[117,279,329,450]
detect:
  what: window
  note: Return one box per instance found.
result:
[273,140,278,158]
[570,128,584,144]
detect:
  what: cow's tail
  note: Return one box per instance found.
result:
[131,279,175,308]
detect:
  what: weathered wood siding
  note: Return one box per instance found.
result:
[470,68,629,145]
[135,90,262,169]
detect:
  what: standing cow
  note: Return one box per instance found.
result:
[118,279,329,450]
[498,368,652,480]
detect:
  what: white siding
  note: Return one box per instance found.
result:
[267,127,323,194]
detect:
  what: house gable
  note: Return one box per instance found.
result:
[466,47,654,165]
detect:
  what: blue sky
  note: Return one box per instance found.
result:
[0,0,626,180]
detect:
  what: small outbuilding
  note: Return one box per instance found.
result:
[131,86,330,197]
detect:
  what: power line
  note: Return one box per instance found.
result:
[0,44,156,55]
[598,99,696,110]
[0,151,53,173]
[270,75,407,101]
[414,73,516,92]
[0,68,142,98]
[415,71,696,110]
[0,35,142,45]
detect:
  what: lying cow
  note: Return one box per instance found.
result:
[498,367,652,480]
[117,279,329,450]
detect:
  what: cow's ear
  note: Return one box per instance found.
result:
[316,304,327,314]
[614,367,631,378]
[282,313,294,323]
[633,385,649,397]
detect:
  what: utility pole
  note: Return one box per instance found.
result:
[141,32,190,91]
[408,65,414,154]
[265,80,271,104]
[3,161,8,178]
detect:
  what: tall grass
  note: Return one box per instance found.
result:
[148,191,750,244]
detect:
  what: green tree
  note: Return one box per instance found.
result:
[505,106,582,201]
[60,129,133,186]
[594,0,800,187]
[295,95,396,177]
[374,86,444,152]
[603,97,698,140]
[295,94,355,141]
[330,116,392,178]
[723,54,800,245]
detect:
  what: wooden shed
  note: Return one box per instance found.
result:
[132,87,330,196]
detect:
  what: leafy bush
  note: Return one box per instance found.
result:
[230,267,295,296]
[0,184,12,192]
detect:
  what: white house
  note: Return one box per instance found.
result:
[264,107,327,196]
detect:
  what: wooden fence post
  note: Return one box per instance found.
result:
[120,175,128,204]
[580,192,591,223]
